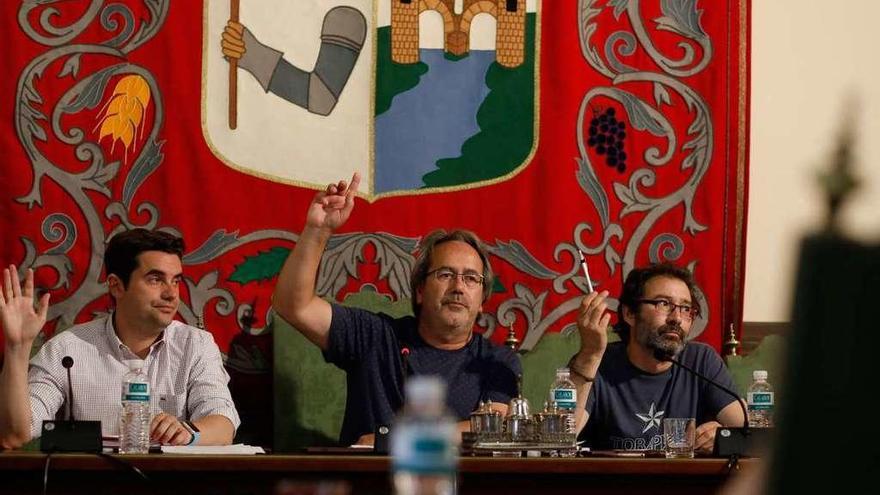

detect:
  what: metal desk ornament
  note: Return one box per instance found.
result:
[462,389,577,457]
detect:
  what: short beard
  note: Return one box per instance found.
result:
[636,323,686,360]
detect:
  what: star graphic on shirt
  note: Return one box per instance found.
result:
[635,402,665,433]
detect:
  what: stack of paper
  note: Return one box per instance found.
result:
[161,444,265,455]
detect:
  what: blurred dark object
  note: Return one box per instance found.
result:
[39,420,101,453]
[713,426,773,457]
[817,112,860,233]
[226,307,274,449]
[767,234,880,493]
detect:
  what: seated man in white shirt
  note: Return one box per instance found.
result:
[0,228,240,449]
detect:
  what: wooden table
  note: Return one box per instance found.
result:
[0,452,758,494]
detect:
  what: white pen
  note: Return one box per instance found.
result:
[578,249,594,293]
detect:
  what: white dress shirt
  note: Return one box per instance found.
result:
[27,315,241,437]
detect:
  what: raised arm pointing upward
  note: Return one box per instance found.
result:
[271,173,522,447]
[272,172,361,350]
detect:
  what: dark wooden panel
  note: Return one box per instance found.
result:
[740,321,789,355]
[0,452,758,495]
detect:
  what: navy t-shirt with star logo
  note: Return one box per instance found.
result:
[323,304,521,446]
[580,341,738,451]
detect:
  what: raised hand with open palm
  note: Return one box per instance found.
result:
[0,265,50,350]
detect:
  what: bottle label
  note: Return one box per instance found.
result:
[123,382,150,402]
[552,388,577,409]
[392,424,457,474]
[747,391,773,410]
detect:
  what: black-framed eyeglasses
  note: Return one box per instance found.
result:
[637,299,700,320]
[427,268,485,288]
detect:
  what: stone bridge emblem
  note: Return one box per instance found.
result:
[203,0,539,199]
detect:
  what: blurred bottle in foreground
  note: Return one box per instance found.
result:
[391,376,458,495]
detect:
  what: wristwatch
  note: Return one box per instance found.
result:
[181,420,201,446]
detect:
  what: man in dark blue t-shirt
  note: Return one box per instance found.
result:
[569,263,745,453]
[272,173,520,446]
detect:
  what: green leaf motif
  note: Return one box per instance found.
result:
[492,276,507,294]
[229,247,291,285]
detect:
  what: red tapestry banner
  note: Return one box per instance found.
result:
[0,1,749,359]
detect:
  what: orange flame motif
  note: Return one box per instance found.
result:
[95,75,151,160]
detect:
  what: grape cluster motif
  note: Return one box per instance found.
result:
[586,108,627,173]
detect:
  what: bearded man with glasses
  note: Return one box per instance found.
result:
[272,173,520,447]
[569,263,745,454]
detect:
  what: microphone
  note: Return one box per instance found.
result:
[38,356,101,453]
[653,346,761,457]
[62,356,75,421]
[400,347,411,387]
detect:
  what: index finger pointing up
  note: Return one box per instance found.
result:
[346,172,361,200]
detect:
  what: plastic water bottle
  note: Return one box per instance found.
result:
[549,368,577,433]
[119,360,151,454]
[391,376,457,495]
[747,370,774,428]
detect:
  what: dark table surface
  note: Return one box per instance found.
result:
[0,450,759,495]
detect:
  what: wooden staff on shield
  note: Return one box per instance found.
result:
[229,0,239,130]
[221,2,367,127]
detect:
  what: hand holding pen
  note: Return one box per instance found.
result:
[575,252,610,355]
[578,249,594,293]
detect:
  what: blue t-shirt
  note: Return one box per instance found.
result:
[581,341,739,451]
[323,304,521,446]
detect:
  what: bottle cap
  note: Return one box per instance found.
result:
[555,367,570,376]
[405,376,445,406]
[753,370,768,381]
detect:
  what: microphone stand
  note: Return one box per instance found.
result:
[655,348,757,463]
[666,355,749,431]
[62,356,76,421]
[39,356,101,453]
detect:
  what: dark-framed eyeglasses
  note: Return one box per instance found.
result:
[637,299,700,320]
[426,268,485,288]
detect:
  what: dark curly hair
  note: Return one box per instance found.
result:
[104,228,185,289]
